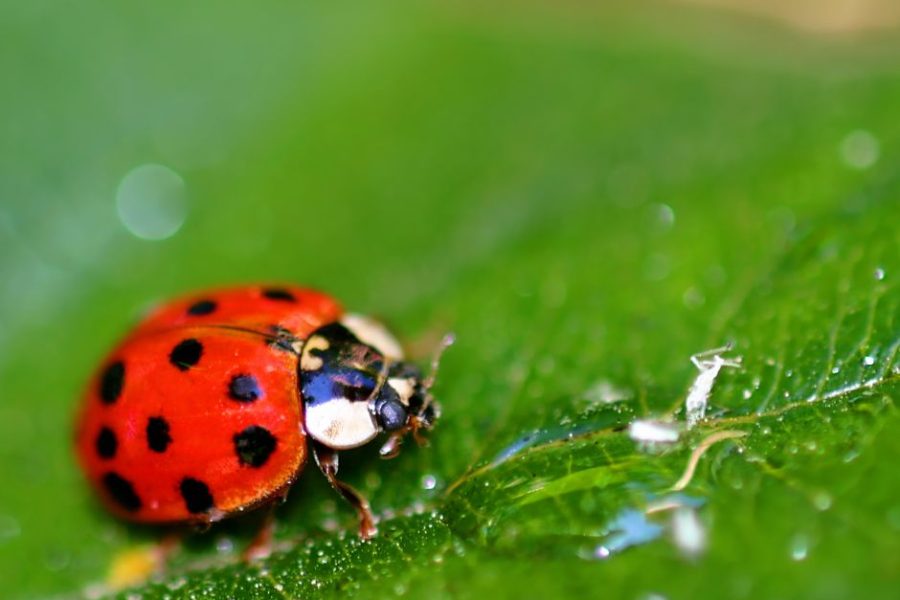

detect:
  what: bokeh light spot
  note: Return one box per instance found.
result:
[115,164,187,240]
[839,130,880,170]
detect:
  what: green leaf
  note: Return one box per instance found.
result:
[1,2,898,599]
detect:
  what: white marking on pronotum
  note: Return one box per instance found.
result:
[340,313,405,360]
[685,345,742,429]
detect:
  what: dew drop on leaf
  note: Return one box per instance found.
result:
[790,534,809,561]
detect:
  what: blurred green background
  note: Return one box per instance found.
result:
[1,1,899,599]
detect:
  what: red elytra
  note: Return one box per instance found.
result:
[75,285,443,538]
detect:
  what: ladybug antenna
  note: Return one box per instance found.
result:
[423,333,455,392]
[415,332,454,419]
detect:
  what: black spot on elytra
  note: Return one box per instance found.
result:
[262,288,296,302]
[180,477,214,514]
[103,472,142,512]
[187,299,217,316]
[169,338,203,371]
[233,425,277,468]
[99,361,125,404]
[146,416,172,452]
[228,374,262,402]
[95,427,117,459]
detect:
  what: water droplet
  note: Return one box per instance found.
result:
[863,355,876,367]
[537,356,556,375]
[421,474,438,490]
[644,253,671,281]
[215,536,234,554]
[742,389,752,400]
[654,203,676,229]
[594,545,611,559]
[839,130,880,170]
[831,366,841,374]
[43,547,70,572]
[790,534,809,561]
[168,577,187,591]
[0,515,21,542]
[115,163,187,240]
[874,267,886,281]
[886,506,900,530]
[582,380,633,405]
[843,448,860,463]
[682,286,705,309]
[812,491,832,511]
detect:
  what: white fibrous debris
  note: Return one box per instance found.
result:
[685,346,742,429]
[671,507,707,558]
[628,420,680,444]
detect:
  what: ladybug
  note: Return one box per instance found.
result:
[75,285,448,544]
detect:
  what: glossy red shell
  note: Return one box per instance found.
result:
[74,285,343,523]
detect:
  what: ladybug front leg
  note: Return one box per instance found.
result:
[311,441,378,539]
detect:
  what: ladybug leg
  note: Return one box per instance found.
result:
[312,441,378,539]
[379,415,432,459]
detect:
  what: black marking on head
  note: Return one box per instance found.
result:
[146,417,172,453]
[379,400,408,431]
[262,288,296,302]
[376,385,408,431]
[180,478,214,514]
[233,425,277,467]
[228,374,262,402]
[103,472,142,512]
[169,339,203,371]
[99,361,125,404]
[95,426,117,459]
[187,299,217,316]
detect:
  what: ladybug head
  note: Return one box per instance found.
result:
[299,315,452,457]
